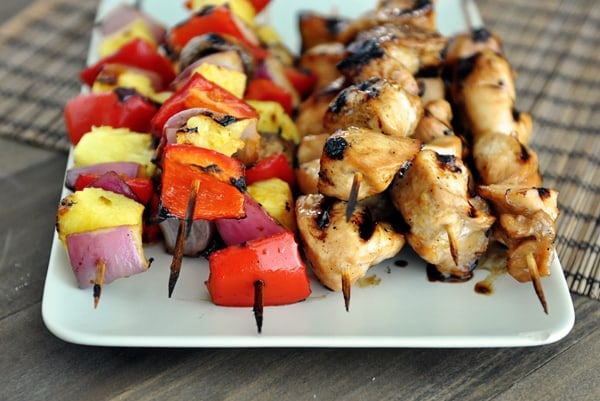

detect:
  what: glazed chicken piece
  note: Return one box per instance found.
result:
[296,133,329,195]
[473,132,541,186]
[350,23,448,72]
[319,126,421,201]
[417,76,445,105]
[298,12,351,53]
[299,42,346,91]
[337,0,438,44]
[337,36,420,92]
[444,27,504,67]
[296,193,405,310]
[390,149,496,278]
[452,49,533,145]
[478,184,559,312]
[414,99,465,159]
[323,77,423,137]
[296,77,346,136]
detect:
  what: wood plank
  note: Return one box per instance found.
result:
[1,296,597,401]
[0,142,67,318]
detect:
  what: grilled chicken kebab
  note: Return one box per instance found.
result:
[293,1,558,313]
[445,28,559,312]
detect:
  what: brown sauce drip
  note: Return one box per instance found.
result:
[426,264,473,283]
[394,260,408,268]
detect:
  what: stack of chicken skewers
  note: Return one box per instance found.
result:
[293,0,559,313]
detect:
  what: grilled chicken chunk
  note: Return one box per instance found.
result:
[318,126,421,201]
[338,0,438,44]
[323,77,423,137]
[351,23,448,71]
[338,37,420,91]
[444,27,504,67]
[298,12,351,52]
[450,49,533,145]
[417,76,445,105]
[299,42,346,91]
[296,193,405,293]
[473,132,541,186]
[296,77,346,136]
[390,150,495,278]
[478,185,558,282]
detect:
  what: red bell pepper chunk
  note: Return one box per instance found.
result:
[79,38,176,90]
[244,78,293,116]
[245,153,295,188]
[161,144,246,220]
[249,0,272,13]
[64,89,158,145]
[284,66,318,99]
[168,6,268,60]
[206,231,311,306]
[151,73,258,136]
[74,173,155,206]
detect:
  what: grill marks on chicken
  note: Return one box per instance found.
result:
[296,194,405,310]
[391,150,495,278]
[324,77,423,137]
[319,126,421,201]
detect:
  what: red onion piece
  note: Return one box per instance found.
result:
[66,225,149,289]
[159,218,214,256]
[85,171,140,203]
[215,192,287,246]
[65,162,141,190]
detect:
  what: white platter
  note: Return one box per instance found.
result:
[42,0,575,348]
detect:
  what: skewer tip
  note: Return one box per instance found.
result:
[253,280,265,334]
[93,260,106,309]
[341,270,352,312]
[526,253,548,314]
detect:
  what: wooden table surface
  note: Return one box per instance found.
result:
[0,1,598,400]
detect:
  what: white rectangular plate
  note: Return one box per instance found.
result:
[42,0,575,348]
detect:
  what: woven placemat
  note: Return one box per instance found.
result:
[0,0,598,300]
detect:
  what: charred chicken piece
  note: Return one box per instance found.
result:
[318,126,421,201]
[413,99,454,144]
[296,193,405,310]
[417,76,445,105]
[473,132,542,186]
[350,23,448,71]
[444,27,504,67]
[478,185,558,281]
[450,49,533,145]
[298,12,351,53]
[323,77,423,137]
[390,149,496,278]
[299,42,347,91]
[338,37,420,91]
[338,0,438,44]
[296,77,346,136]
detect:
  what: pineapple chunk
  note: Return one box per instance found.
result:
[193,63,247,98]
[246,100,300,144]
[56,187,145,245]
[91,69,169,103]
[255,24,282,45]
[73,126,156,177]
[187,0,256,26]
[247,178,296,232]
[99,19,157,57]
[177,115,254,156]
